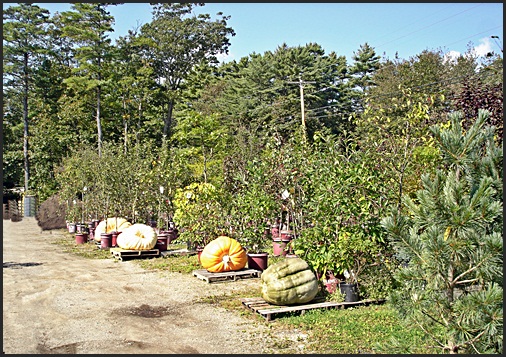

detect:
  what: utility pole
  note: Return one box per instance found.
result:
[288,73,316,137]
[491,35,503,53]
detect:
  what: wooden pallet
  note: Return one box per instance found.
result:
[161,249,197,257]
[240,297,386,322]
[110,248,160,261]
[192,268,261,283]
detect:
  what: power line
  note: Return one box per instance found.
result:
[304,69,499,114]
[375,3,484,50]
[440,25,503,49]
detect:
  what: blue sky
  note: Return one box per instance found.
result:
[9,3,504,63]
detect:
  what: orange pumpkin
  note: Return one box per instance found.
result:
[200,236,247,273]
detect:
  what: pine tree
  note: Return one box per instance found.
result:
[3,3,50,192]
[381,109,503,354]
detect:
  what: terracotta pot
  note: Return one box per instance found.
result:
[111,231,121,247]
[197,247,204,263]
[272,238,287,257]
[156,233,168,251]
[75,233,88,245]
[247,252,268,271]
[100,233,112,249]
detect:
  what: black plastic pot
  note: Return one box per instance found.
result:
[339,283,359,302]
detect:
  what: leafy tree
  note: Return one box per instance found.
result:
[172,182,228,249]
[451,57,503,144]
[293,130,391,291]
[112,26,160,149]
[3,3,50,192]
[354,88,441,210]
[58,3,117,157]
[226,159,278,253]
[172,110,228,185]
[139,3,235,139]
[381,109,503,354]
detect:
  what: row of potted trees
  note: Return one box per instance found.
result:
[59,134,392,303]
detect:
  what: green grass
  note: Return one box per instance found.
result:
[51,233,437,354]
[51,230,112,259]
[275,305,440,354]
[136,249,201,274]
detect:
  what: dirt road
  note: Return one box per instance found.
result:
[2,217,292,354]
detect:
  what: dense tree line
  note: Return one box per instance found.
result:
[3,4,502,353]
[3,3,502,200]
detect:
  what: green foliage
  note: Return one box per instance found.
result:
[172,182,228,248]
[172,111,228,185]
[227,159,278,252]
[293,132,390,288]
[354,85,442,206]
[138,3,235,138]
[381,110,503,353]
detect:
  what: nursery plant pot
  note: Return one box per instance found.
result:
[165,227,178,244]
[270,224,280,239]
[68,223,76,234]
[339,283,359,302]
[88,227,95,241]
[76,223,87,234]
[272,238,287,257]
[196,247,204,263]
[156,233,168,251]
[100,233,112,249]
[111,231,121,247]
[75,233,88,245]
[280,229,293,240]
[247,252,268,271]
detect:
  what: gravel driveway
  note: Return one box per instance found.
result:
[3,217,295,354]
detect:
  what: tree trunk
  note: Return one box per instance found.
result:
[122,97,128,154]
[23,52,30,192]
[163,99,174,138]
[96,86,102,157]
[97,57,103,157]
[137,101,142,146]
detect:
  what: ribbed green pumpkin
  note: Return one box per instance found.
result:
[261,257,319,305]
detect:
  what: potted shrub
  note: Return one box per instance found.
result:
[291,135,390,302]
[172,182,228,252]
[228,164,278,271]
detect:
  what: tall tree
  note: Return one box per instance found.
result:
[381,109,503,354]
[3,3,50,192]
[139,3,235,139]
[348,42,381,112]
[214,43,353,143]
[58,3,117,157]
[172,110,228,185]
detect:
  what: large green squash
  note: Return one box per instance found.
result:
[261,257,319,305]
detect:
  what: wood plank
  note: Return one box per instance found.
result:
[110,248,160,261]
[240,297,386,322]
[192,268,261,283]
[160,249,197,257]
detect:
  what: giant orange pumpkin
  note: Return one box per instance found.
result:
[200,236,247,273]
